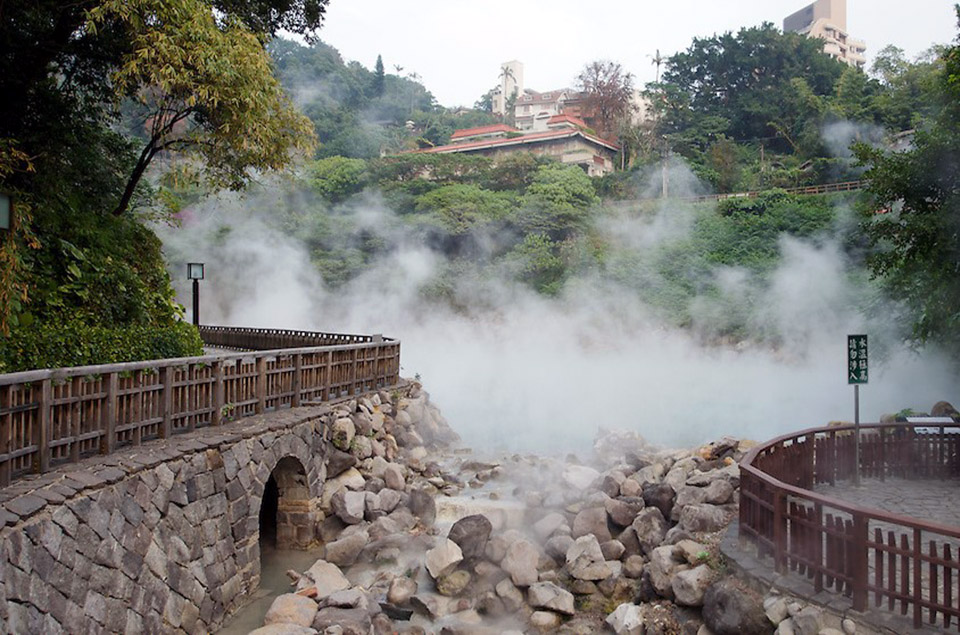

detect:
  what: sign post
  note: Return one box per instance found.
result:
[847,334,868,486]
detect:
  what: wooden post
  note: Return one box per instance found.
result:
[323,349,333,401]
[372,334,383,388]
[292,353,302,408]
[913,527,922,628]
[160,366,173,438]
[211,360,223,426]
[35,378,51,474]
[851,513,868,611]
[0,385,10,486]
[773,491,786,573]
[813,503,824,592]
[101,372,118,454]
[349,347,358,396]
[255,356,266,414]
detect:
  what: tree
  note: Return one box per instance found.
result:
[89,0,316,216]
[518,164,599,239]
[855,9,960,354]
[576,60,636,141]
[373,54,386,96]
[475,87,496,113]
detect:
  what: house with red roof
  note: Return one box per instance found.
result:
[412,116,619,177]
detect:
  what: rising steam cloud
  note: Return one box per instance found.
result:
[156,161,957,454]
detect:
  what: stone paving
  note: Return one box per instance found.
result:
[815,476,960,530]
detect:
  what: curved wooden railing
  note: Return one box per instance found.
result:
[0,326,401,486]
[740,423,960,630]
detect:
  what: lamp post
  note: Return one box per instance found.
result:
[187,263,205,326]
[0,192,12,232]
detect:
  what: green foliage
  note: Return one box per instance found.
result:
[506,234,567,295]
[0,321,203,372]
[308,156,369,202]
[414,185,516,235]
[518,164,600,239]
[855,12,960,354]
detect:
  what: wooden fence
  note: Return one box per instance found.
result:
[0,326,400,486]
[683,180,866,204]
[740,424,960,630]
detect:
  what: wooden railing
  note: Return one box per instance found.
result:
[684,180,866,203]
[740,423,960,630]
[0,326,401,486]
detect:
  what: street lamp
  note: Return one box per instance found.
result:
[0,192,12,231]
[187,263,205,326]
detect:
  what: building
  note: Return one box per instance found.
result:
[784,0,866,68]
[491,60,524,117]
[415,116,619,177]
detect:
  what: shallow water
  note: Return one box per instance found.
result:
[217,545,324,634]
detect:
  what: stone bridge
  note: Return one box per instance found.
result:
[0,326,411,633]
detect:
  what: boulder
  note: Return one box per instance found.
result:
[703,479,734,505]
[297,560,350,600]
[448,514,493,560]
[623,554,645,578]
[544,534,575,562]
[702,578,771,635]
[605,602,644,635]
[527,581,575,616]
[600,539,626,561]
[565,534,612,581]
[631,507,667,555]
[331,489,366,525]
[264,594,318,628]
[642,483,675,520]
[378,488,402,513]
[319,588,371,610]
[408,489,436,527]
[679,504,731,533]
[672,485,707,520]
[383,463,406,491]
[646,545,686,599]
[425,539,463,579]
[311,607,373,635]
[436,570,472,597]
[331,418,356,452]
[388,576,418,605]
[562,465,600,491]
[572,507,612,542]
[326,448,357,479]
[792,606,823,635]
[501,539,539,587]
[248,626,318,635]
[495,578,525,613]
[931,401,958,418]
[619,477,643,498]
[672,564,713,606]
[320,468,365,511]
[324,530,368,567]
[529,610,561,630]
[350,435,373,460]
[605,496,645,527]
[763,595,789,625]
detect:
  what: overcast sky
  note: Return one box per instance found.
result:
[312,0,957,107]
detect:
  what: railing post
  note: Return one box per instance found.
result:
[774,490,786,573]
[913,527,922,628]
[292,353,302,408]
[851,512,868,611]
[879,426,886,482]
[813,502,824,592]
[349,347,358,395]
[35,378,51,474]
[323,349,333,401]
[101,372,117,454]
[211,359,223,426]
[160,365,173,438]
[0,385,11,486]
[256,356,266,414]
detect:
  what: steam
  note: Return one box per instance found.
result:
[156,166,957,454]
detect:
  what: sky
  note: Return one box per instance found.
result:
[313,0,958,107]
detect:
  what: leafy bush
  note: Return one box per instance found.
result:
[0,320,204,372]
[308,156,369,202]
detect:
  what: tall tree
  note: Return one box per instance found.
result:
[373,54,386,96]
[855,8,960,355]
[576,60,636,141]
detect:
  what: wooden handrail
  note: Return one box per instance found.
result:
[740,422,960,629]
[0,326,401,487]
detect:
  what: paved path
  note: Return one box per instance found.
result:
[815,477,960,529]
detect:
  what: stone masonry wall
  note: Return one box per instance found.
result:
[0,402,338,634]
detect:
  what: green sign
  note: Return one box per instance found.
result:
[847,334,868,384]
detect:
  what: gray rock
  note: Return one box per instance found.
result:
[679,504,731,533]
[436,570,471,597]
[408,489,436,526]
[324,530,368,567]
[388,576,418,605]
[703,479,734,505]
[425,539,463,580]
[702,578,771,635]
[448,514,493,560]
[326,448,357,479]
[623,554,645,578]
[647,545,685,599]
[533,512,566,541]
[298,560,350,600]
[378,488,402,513]
[545,534,575,562]
[672,485,707,520]
[501,539,539,587]
[792,606,823,635]
[495,578,525,612]
[264,594,318,627]
[606,602,644,635]
[331,418,356,452]
[248,625,318,635]
[527,581,575,616]
[331,490,366,525]
[764,596,789,625]
[631,507,667,555]
[312,607,372,634]
[605,497,645,527]
[672,564,713,606]
[562,465,600,491]
[600,539,626,561]
[565,534,612,581]
[529,610,561,630]
[642,483,675,522]
[572,507,612,542]
[383,463,405,491]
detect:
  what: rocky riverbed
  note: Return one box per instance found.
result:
[243,383,883,635]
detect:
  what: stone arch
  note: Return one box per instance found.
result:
[267,455,315,549]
